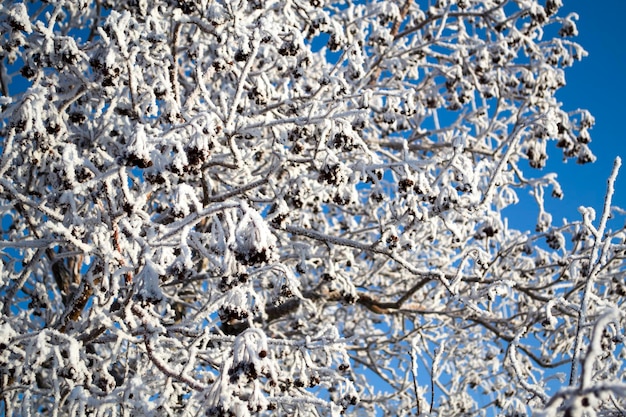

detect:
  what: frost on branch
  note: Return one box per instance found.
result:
[1,0,625,416]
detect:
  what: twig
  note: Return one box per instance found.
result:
[169,22,182,108]
[431,342,445,413]
[508,330,550,403]
[132,305,208,391]
[226,34,261,132]
[610,395,626,417]
[206,178,268,203]
[570,157,622,387]
[1,248,45,317]
[283,224,434,277]
[367,0,412,85]
[394,6,504,40]
[0,178,64,222]
[409,339,420,415]
[0,58,8,96]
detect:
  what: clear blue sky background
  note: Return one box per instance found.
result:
[507,1,626,232]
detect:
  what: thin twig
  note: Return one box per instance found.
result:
[570,157,622,387]
[409,343,420,415]
[226,35,261,132]
[132,305,208,391]
[169,22,182,108]
[206,178,268,203]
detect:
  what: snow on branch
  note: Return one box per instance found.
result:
[1,1,624,416]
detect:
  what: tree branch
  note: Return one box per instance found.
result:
[570,157,622,387]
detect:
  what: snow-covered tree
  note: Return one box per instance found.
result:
[1,0,625,415]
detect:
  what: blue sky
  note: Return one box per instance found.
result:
[507,1,626,232]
